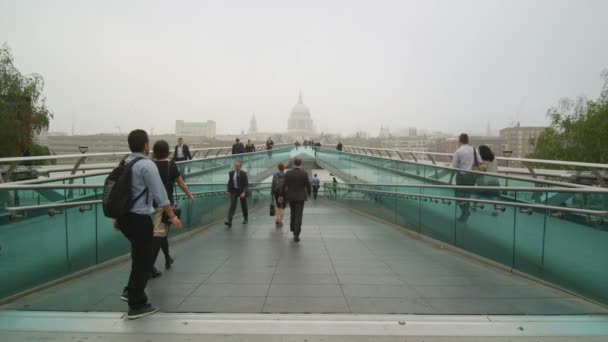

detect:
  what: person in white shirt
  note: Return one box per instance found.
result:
[452,133,481,221]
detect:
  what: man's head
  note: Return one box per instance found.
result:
[293,157,302,167]
[314,173,317,177]
[236,138,240,143]
[128,129,149,155]
[178,137,183,145]
[234,161,242,171]
[458,133,469,145]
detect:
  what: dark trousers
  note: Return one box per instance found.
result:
[120,213,155,309]
[289,200,305,236]
[227,192,248,222]
[455,172,477,217]
[312,188,319,200]
[153,237,170,264]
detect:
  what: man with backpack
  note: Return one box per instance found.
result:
[105,129,182,320]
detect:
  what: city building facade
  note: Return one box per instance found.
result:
[499,124,546,158]
[175,120,216,138]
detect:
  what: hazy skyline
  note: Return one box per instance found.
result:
[1,0,607,136]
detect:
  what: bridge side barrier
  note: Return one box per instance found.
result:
[323,182,608,306]
[0,184,271,302]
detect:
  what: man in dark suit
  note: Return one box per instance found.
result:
[172,137,192,162]
[232,138,246,155]
[225,161,248,227]
[279,157,311,242]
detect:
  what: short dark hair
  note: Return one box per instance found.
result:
[314,174,317,177]
[458,133,469,144]
[293,157,302,166]
[478,145,495,162]
[153,140,170,159]
[236,138,240,142]
[128,129,149,153]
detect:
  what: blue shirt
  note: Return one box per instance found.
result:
[312,177,320,186]
[125,153,171,215]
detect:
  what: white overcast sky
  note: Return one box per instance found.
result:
[1,0,607,136]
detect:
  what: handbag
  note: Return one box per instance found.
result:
[471,146,487,172]
[162,205,182,225]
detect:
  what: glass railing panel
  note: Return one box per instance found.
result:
[65,205,98,272]
[0,209,69,299]
[419,187,456,244]
[532,191,608,305]
[95,205,129,263]
[454,189,516,267]
[394,186,421,232]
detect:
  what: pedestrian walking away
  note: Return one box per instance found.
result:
[225,161,249,227]
[107,129,182,320]
[232,138,246,155]
[151,140,194,276]
[279,157,311,242]
[312,173,320,200]
[272,163,287,228]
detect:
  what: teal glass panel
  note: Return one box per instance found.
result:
[0,210,69,299]
[419,187,455,244]
[65,205,97,272]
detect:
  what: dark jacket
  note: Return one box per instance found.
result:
[232,142,246,154]
[172,144,192,160]
[281,167,311,202]
[227,170,249,194]
[245,144,256,153]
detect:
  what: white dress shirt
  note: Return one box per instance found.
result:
[176,145,184,159]
[452,144,482,171]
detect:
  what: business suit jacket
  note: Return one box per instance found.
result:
[281,167,311,202]
[227,170,249,194]
[172,144,192,160]
[232,143,246,154]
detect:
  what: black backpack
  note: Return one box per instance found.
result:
[102,157,146,219]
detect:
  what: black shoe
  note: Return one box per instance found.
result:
[120,289,128,302]
[242,219,248,224]
[294,236,300,242]
[165,256,174,270]
[150,267,162,278]
[225,221,232,228]
[127,303,159,320]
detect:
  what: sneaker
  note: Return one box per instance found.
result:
[242,219,248,224]
[165,256,174,270]
[150,267,162,278]
[120,289,128,302]
[224,221,232,228]
[294,236,300,242]
[127,303,159,320]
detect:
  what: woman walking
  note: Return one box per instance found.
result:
[271,163,287,228]
[150,140,194,276]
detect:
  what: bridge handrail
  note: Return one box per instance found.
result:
[324,184,608,219]
[0,144,292,183]
[343,145,608,169]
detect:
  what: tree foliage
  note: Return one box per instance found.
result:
[0,43,53,158]
[529,72,608,164]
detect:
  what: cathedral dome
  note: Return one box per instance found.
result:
[290,93,311,119]
[287,91,315,136]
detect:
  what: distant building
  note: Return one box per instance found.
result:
[248,114,258,135]
[499,123,546,158]
[287,91,315,138]
[408,127,418,137]
[175,120,216,138]
[379,125,391,138]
